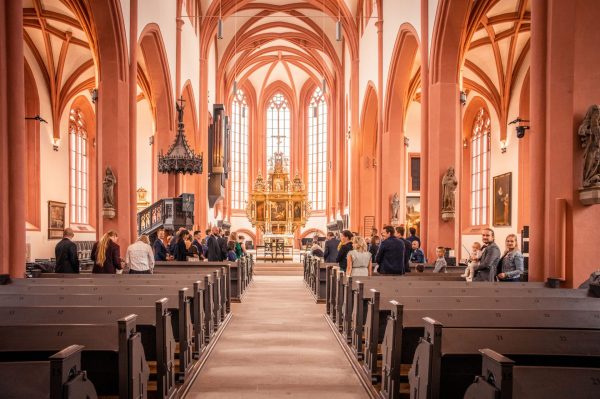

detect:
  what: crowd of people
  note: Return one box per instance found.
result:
[310,225,524,282]
[54,226,247,275]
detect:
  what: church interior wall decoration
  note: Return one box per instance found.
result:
[493,172,512,226]
[48,201,66,239]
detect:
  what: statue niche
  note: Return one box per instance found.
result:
[578,104,600,205]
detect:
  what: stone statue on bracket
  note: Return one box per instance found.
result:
[441,166,457,221]
[391,192,400,225]
[103,166,116,219]
[578,104,600,205]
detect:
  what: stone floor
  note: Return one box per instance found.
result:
[185,275,368,398]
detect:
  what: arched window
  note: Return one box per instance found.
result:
[69,108,89,225]
[266,93,290,168]
[307,88,327,211]
[231,89,249,210]
[470,108,491,226]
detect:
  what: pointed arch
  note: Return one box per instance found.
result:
[24,60,40,230]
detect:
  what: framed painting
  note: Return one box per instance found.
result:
[271,201,287,222]
[48,201,66,239]
[293,201,302,221]
[405,196,421,236]
[493,172,512,226]
[256,201,265,222]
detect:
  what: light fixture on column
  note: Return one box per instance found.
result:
[500,139,507,153]
[336,19,342,41]
[459,90,467,106]
[463,138,469,149]
[51,137,60,152]
[90,88,98,104]
[233,80,237,95]
[404,137,410,147]
[509,117,530,139]
[322,77,327,95]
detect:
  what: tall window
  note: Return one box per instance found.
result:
[231,89,249,210]
[266,93,290,168]
[470,108,491,226]
[307,88,327,211]
[69,108,88,224]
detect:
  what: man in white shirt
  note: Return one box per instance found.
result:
[125,235,155,274]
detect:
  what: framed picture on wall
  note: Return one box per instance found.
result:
[493,172,512,227]
[48,201,66,239]
[406,196,421,236]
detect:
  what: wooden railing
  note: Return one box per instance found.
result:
[137,194,194,237]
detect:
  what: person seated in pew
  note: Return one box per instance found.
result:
[496,234,524,282]
[375,226,405,275]
[153,229,168,261]
[91,230,122,274]
[346,236,372,277]
[410,240,426,263]
[54,227,80,273]
[472,228,501,282]
[461,242,482,282]
[324,232,340,263]
[226,241,238,262]
[432,246,448,273]
[125,235,154,274]
[369,235,380,263]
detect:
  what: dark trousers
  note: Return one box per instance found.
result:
[129,269,152,274]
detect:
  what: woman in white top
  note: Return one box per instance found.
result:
[346,236,372,276]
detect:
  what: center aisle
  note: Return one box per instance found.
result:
[185,275,369,398]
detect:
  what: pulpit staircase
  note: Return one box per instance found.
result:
[137,194,195,241]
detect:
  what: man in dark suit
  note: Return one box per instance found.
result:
[191,230,204,259]
[55,228,79,273]
[323,232,340,263]
[375,226,405,274]
[335,230,354,272]
[153,229,168,261]
[395,226,412,273]
[218,230,229,261]
[207,227,225,261]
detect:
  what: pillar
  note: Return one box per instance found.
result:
[129,0,138,241]
[420,0,430,255]
[0,2,25,277]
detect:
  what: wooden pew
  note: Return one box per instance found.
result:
[0,287,196,382]
[0,299,176,398]
[0,314,148,399]
[407,316,600,399]
[0,345,98,399]
[29,272,225,337]
[464,349,600,399]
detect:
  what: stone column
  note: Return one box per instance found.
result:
[420,0,430,255]
[0,2,25,277]
[196,57,209,229]
[375,17,384,228]
[129,0,138,241]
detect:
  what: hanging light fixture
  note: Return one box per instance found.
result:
[322,77,327,95]
[217,0,223,39]
[336,19,342,41]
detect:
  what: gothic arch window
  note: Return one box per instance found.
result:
[470,108,491,226]
[231,89,249,210]
[266,92,290,169]
[307,87,327,211]
[69,108,89,225]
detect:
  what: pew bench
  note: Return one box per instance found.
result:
[0,345,97,399]
[407,316,600,399]
[0,314,148,399]
[464,349,600,399]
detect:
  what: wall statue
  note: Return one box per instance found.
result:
[441,166,458,220]
[391,192,400,223]
[579,105,600,187]
[103,167,116,210]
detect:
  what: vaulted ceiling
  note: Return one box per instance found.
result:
[462,0,531,133]
[198,1,358,103]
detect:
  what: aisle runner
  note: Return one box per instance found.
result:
[185,275,368,398]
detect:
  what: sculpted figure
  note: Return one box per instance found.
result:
[578,105,600,187]
[442,167,458,212]
[391,192,400,220]
[103,167,117,209]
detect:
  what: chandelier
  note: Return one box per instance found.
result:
[158,97,203,175]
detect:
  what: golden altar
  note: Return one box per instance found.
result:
[246,152,311,236]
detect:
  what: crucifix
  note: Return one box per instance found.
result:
[176,96,185,125]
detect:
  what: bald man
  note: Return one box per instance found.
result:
[55,228,80,273]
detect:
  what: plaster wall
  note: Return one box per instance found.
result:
[358,16,378,114]
[120,0,131,53]
[180,19,200,118]
[382,0,421,104]
[138,0,178,99]
[136,99,154,201]
[405,101,422,197]
[428,0,439,58]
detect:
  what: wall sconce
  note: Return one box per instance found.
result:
[346,127,351,140]
[500,140,507,153]
[92,138,96,149]
[149,135,154,146]
[372,158,377,168]
[404,137,410,147]
[52,137,60,152]
[217,18,223,39]
[336,20,342,41]
[459,90,467,106]
[509,117,530,138]
[463,138,469,149]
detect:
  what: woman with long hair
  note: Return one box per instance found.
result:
[91,230,121,274]
[496,234,524,282]
[173,229,190,261]
[346,235,372,276]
